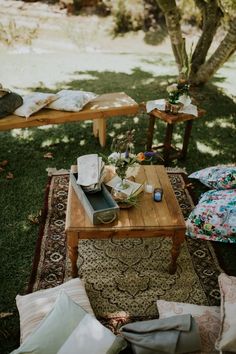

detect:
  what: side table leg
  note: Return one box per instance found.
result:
[180,120,193,160]
[169,230,185,274]
[163,123,174,165]
[66,230,79,278]
[146,114,156,150]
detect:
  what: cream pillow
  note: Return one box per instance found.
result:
[157,299,221,353]
[16,278,94,343]
[12,291,89,354]
[215,273,236,352]
[14,92,58,118]
[47,89,97,111]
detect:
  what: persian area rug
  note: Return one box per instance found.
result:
[28,170,222,330]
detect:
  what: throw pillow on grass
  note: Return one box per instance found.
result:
[12,291,126,354]
[189,166,236,190]
[157,299,220,353]
[186,189,236,243]
[15,278,94,343]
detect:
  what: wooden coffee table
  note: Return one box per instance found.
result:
[65,165,186,278]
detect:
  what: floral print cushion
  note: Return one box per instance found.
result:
[186,189,236,243]
[189,166,236,189]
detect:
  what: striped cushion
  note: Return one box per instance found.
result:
[16,278,94,343]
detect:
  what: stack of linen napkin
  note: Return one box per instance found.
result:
[76,154,105,193]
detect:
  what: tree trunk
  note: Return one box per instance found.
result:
[156,0,188,80]
[191,0,223,75]
[191,18,236,85]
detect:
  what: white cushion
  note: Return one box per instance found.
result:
[47,89,97,111]
[14,92,58,118]
[16,278,94,343]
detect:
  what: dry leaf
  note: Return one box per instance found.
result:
[0,167,4,173]
[6,172,14,179]
[0,160,8,167]
[43,152,53,159]
[0,312,13,319]
[28,210,42,224]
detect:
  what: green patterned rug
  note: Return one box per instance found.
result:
[28,169,222,331]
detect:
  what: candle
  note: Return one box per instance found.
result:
[145,184,153,193]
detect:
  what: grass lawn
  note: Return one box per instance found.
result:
[0,68,235,353]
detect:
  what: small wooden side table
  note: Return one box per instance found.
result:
[146,108,205,165]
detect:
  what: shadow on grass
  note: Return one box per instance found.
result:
[0,68,235,353]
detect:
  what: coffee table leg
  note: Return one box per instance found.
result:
[67,230,79,278]
[169,230,185,274]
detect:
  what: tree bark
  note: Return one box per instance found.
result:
[190,0,223,75]
[156,0,188,80]
[191,18,236,85]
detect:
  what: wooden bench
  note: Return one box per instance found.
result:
[0,92,139,147]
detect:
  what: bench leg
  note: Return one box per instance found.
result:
[93,119,99,138]
[98,118,106,147]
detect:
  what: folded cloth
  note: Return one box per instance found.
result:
[120,314,201,354]
[146,99,166,113]
[146,97,198,117]
[0,90,23,118]
[77,154,105,193]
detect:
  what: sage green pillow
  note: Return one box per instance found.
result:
[11,290,87,354]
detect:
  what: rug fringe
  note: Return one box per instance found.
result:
[165,166,187,174]
[46,167,70,176]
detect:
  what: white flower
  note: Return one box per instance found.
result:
[108,152,126,161]
[166,83,178,93]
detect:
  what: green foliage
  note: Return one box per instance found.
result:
[178,0,202,27]
[112,0,134,35]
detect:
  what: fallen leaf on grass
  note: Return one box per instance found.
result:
[0,167,4,173]
[28,210,42,224]
[0,312,13,319]
[6,172,14,179]
[0,160,8,167]
[43,152,54,159]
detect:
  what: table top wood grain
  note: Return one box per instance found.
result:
[65,165,186,235]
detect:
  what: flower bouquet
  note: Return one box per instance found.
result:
[166,81,190,114]
[101,130,161,208]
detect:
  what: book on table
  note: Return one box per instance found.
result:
[105,175,143,197]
